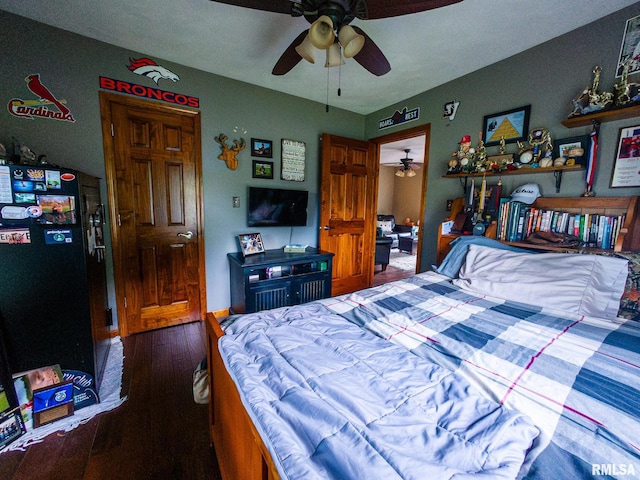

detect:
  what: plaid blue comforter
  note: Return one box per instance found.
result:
[319,272,640,479]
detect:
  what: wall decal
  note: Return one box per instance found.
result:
[7,74,75,122]
[99,76,199,108]
[127,57,180,85]
[378,106,419,130]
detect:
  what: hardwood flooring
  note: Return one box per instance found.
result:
[372,263,415,286]
[0,322,221,480]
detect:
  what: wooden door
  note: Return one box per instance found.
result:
[319,134,377,296]
[100,92,205,336]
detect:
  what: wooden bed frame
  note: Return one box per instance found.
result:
[207,196,640,480]
[206,312,280,480]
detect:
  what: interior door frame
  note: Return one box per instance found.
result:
[369,124,431,272]
[99,91,206,337]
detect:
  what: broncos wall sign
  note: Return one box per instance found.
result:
[98,56,199,108]
[8,74,75,123]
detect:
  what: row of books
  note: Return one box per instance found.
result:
[496,200,626,249]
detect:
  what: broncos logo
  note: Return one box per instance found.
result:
[127,57,180,85]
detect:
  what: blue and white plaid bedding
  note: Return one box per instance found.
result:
[319,272,640,479]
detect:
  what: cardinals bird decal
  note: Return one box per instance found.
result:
[25,74,69,115]
[127,57,180,85]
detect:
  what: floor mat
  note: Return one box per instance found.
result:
[1,336,128,453]
[389,250,417,271]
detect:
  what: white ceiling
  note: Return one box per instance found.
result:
[0,0,636,118]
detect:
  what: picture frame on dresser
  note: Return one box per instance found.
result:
[238,232,265,256]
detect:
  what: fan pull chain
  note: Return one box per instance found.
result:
[338,64,342,97]
[326,67,330,112]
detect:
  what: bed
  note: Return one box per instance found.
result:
[207,240,640,480]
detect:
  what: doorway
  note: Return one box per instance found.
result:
[370,125,430,285]
[99,92,206,336]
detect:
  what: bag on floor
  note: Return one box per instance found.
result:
[192,357,209,404]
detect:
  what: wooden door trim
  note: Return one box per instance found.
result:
[369,124,431,272]
[99,91,206,337]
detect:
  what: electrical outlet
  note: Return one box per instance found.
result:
[232,196,240,208]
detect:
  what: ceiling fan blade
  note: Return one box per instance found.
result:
[364,0,463,19]
[209,0,294,14]
[351,26,390,76]
[272,30,308,75]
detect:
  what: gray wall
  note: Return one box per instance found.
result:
[0,10,364,325]
[365,3,640,270]
[3,5,640,326]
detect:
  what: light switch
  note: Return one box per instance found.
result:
[232,196,240,208]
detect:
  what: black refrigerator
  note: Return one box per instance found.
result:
[0,164,110,388]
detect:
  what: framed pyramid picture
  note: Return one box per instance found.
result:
[482,105,531,147]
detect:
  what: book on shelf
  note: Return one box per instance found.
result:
[495,202,625,250]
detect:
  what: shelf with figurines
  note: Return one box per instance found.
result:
[561,63,640,128]
[443,130,585,193]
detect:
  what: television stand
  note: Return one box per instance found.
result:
[227,248,334,314]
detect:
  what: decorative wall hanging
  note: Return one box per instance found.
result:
[281,139,306,181]
[616,14,640,77]
[215,133,246,171]
[127,57,180,85]
[442,100,460,121]
[251,138,273,158]
[378,106,420,130]
[482,105,530,147]
[252,160,274,179]
[98,77,200,108]
[611,125,640,187]
[8,73,75,123]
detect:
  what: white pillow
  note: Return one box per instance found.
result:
[377,220,393,233]
[452,244,629,320]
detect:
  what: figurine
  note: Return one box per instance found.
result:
[452,135,476,173]
[569,66,613,117]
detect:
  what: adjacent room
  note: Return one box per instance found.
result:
[0,1,639,479]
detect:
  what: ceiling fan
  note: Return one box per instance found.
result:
[395,149,421,177]
[210,0,462,76]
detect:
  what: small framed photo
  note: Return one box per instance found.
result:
[238,232,265,256]
[251,138,272,158]
[611,125,640,187]
[252,160,274,179]
[553,135,590,165]
[482,105,531,147]
[0,409,25,449]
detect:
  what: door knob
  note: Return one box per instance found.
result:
[177,231,193,239]
[321,225,330,230]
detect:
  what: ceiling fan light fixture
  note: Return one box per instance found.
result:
[338,25,364,58]
[295,34,317,64]
[325,43,344,67]
[309,15,335,49]
[406,168,416,177]
[395,169,405,177]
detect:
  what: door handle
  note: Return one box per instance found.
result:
[177,231,193,239]
[320,225,330,230]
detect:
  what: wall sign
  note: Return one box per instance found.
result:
[127,57,180,85]
[378,106,420,130]
[281,139,306,181]
[8,73,75,123]
[99,76,199,108]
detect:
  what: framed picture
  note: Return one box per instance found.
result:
[482,105,531,147]
[553,135,590,166]
[281,139,306,182]
[238,232,265,256]
[252,160,274,179]
[251,138,272,158]
[611,125,640,187]
[616,14,640,76]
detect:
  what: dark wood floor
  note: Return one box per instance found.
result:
[372,263,415,286]
[0,321,221,480]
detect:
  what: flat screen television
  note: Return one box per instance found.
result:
[248,187,309,227]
